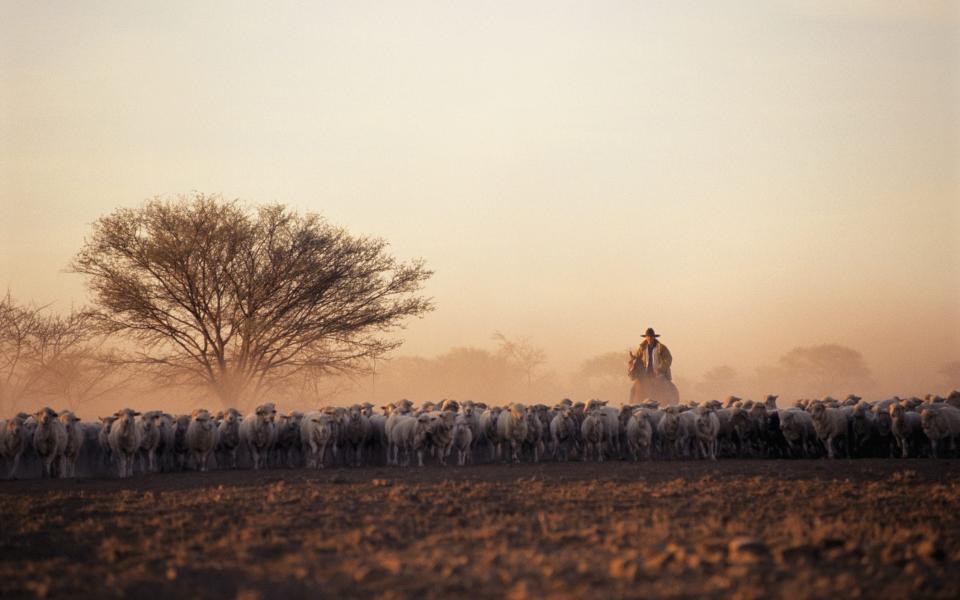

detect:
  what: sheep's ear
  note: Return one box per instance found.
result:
[133,411,141,416]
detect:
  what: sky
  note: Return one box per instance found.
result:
[1,0,958,399]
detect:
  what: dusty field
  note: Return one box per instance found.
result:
[1,460,959,599]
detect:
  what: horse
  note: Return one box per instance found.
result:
[628,354,680,406]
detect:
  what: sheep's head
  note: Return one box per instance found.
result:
[255,404,277,423]
[111,409,139,433]
[5,418,22,438]
[920,408,943,435]
[724,396,742,408]
[141,411,161,430]
[439,410,456,427]
[947,390,960,408]
[192,409,213,429]
[511,404,526,419]
[888,403,905,421]
[696,410,715,435]
[809,402,826,419]
[660,410,679,437]
[58,411,80,425]
[415,414,435,432]
[35,407,58,425]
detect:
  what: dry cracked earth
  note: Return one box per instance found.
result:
[1,459,959,599]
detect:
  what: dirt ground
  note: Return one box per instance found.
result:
[1,459,959,599]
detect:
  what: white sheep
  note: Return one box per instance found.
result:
[33,407,67,478]
[522,408,544,463]
[808,401,850,459]
[240,403,277,470]
[413,413,437,467]
[186,409,218,471]
[549,407,577,461]
[385,404,415,465]
[300,411,337,469]
[109,408,142,478]
[216,408,242,469]
[451,413,473,466]
[677,409,699,458]
[920,404,960,458]
[778,408,818,457]
[58,410,84,478]
[597,404,622,459]
[0,416,27,479]
[137,411,163,473]
[98,415,117,471]
[625,408,653,461]
[428,411,456,466]
[478,407,503,462]
[496,404,528,463]
[693,406,720,461]
[580,408,605,462]
[387,412,418,467]
[274,412,304,468]
[889,403,924,458]
[341,405,370,467]
[364,406,387,464]
[167,414,191,471]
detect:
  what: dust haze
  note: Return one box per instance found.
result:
[2,1,958,417]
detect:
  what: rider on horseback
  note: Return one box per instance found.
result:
[629,327,673,381]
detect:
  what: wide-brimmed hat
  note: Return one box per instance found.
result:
[643,327,660,338]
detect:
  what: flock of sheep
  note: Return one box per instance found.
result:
[2,390,960,479]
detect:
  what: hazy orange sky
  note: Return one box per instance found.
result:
[1,1,958,397]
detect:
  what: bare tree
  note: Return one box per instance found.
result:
[578,351,629,381]
[0,293,101,413]
[756,343,872,399]
[71,194,434,408]
[0,294,40,413]
[493,332,546,400]
[695,364,739,400]
[38,343,133,412]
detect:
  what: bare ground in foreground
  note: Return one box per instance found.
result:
[1,459,959,599]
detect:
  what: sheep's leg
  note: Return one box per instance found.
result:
[7,453,21,479]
